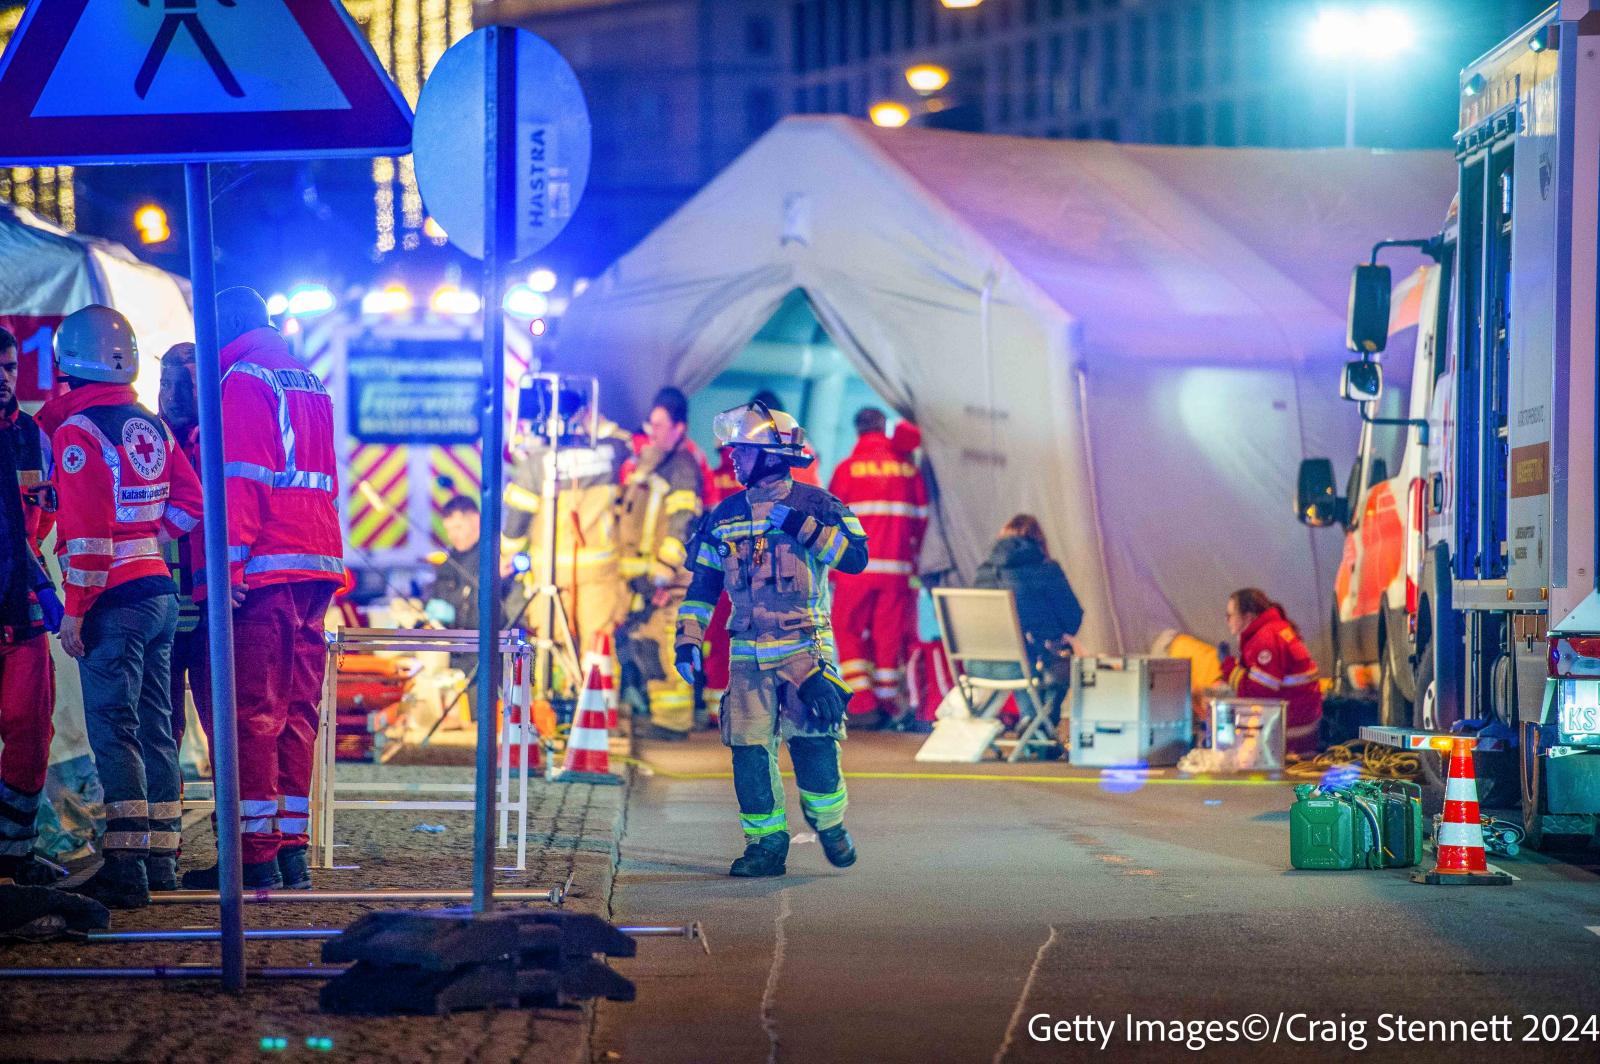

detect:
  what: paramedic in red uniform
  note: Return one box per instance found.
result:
[828,408,928,728]
[41,306,203,907]
[183,288,344,892]
[1220,588,1323,756]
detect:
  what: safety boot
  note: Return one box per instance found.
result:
[818,824,857,868]
[0,852,68,886]
[69,853,150,909]
[729,831,789,878]
[181,858,283,890]
[144,855,179,892]
[277,846,313,890]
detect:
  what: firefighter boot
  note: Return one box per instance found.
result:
[818,824,857,868]
[144,855,179,892]
[181,859,283,890]
[70,854,151,910]
[729,831,789,878]
[0,852,68,886]
[277,846,313,890]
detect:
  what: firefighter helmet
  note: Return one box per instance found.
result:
[712,401,813,466]
[55,305,139,384]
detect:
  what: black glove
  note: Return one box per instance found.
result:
[675,644,704,687]
[766,502,809,540]
[797,665,851,728]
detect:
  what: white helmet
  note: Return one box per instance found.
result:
[55,305,138,384]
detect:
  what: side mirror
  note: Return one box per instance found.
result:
[1347,263,1392,354]
[1341,358,1383,403]
[1296,457,1345,528]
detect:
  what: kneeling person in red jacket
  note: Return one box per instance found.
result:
[1220,588,1323,756]
[183,288,344,892]
[40,307,203,907]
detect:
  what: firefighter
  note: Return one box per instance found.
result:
[38,306,202,907]
[0,326,66,885]
[674,400,869,877]
[1220,588,1324,756]
[182,287,344,892]
[828,408,929,729]
[618,388,705,740]
[501,384,632,662]
[156,342,204,758]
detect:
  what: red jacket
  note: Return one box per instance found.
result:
[2,402,54,551]
[827,430,928,581]
[37,383,203,619]
[200,327,342,597]
[1222,605,1323,754]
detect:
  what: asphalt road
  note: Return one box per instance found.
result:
[594,731,1600,1064]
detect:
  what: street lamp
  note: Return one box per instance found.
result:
[869,101,911,128]
[1309,6,1416,148]
[133,204,170,244]
[940,1,984,9]
[905,64,950,95]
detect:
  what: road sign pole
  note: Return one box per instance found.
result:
[185,161,246,991]
[474,24,517,915]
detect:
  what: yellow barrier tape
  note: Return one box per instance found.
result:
[615,757,1291,787]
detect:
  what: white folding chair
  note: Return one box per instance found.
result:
[932,588,1059,762]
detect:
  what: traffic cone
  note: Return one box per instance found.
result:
[553,666,624,786]
[1412,737,1513,886]
[584,632,620,730]
[504,698,544,771]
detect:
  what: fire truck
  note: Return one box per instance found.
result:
[1297,1,1599,848]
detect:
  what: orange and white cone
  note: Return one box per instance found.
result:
[1413,736,1512,885]
[584,632,620,730]
[554,665,624,786]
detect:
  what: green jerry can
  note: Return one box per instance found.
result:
[1289,781,1424,870]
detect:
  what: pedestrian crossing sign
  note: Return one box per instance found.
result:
[0,0,412,163]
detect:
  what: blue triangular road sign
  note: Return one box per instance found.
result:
[0,0,413,163]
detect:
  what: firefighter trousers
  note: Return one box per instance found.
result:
[640,594,693,734]
[196,581,334,864]
[77,594,181,859]
[0,633,54,859]
[832,577,917,716]
[731,736,847,842]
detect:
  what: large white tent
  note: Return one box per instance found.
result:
[560,116,1455,657]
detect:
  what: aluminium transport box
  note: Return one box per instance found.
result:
[1067,656,1192,767]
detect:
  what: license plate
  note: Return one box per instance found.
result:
[1558,681,1600,736]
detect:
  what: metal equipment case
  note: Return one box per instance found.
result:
[1067,656,1192,767]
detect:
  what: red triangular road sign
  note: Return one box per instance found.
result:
[0,0,412,164]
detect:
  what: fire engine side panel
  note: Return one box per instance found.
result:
[1505,74,1560,598]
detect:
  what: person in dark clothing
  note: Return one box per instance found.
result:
[970,514,1083,720]
[425,495,501,723]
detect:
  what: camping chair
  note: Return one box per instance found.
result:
[931,588,1059,762]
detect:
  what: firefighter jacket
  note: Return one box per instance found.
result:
[37,382,202,619]
[677,474,868,669]
[200,327,343,597]
[1222,605,1323,751]
[827,430,927,582]
[1,402,54,638]
[501,417,632,584]
[617,440,704,588]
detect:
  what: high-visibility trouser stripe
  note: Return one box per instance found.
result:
[276,818,309,836]
[1246,668,1282,690]
[149,831,181,854]
[873,686,900,699]
[1435,821,1487,849]
[798,788,847,815]
[148,801,182,821]
[240,799,277,817]
[280,795,310,814]
[103,831,150,851]
[1444,777,1480,802]
[872,668,903,682]
[851,501,929,518]
[862,559,913,575]
[106,799,149,820]
[242,817,275,834]
[740,811,788,837]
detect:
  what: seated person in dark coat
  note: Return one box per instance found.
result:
[968,514,1083,720]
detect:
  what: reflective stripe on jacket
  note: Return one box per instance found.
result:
[827,430,927,580]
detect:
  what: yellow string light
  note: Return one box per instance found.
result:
[367,2,396,254]
[57,167,75,231]
[448,0,471,43]
[395,1,423,238]
[422,0,446,75]
[11,168,34,210]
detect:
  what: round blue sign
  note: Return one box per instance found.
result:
[412,28,591,261]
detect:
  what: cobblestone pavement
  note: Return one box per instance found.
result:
[0,753,628,1064]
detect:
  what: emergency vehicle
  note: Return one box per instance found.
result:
[1298,2,1600,848]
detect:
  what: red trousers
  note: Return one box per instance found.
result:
[196,581,335,864]
[831,577,917,716]
[0,635,54,795]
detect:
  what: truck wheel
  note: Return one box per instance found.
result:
[1378,631,1411,728]
[1520,721,1594,853]
[1329,608,1349,695]
[1412,644,1438,730]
